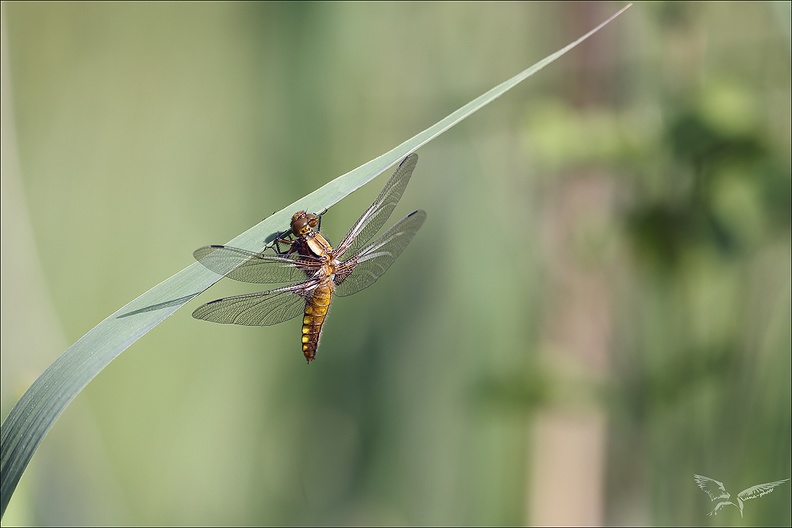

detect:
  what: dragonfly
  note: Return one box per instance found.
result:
[192,153,426,363]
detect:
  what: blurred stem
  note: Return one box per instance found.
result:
[526,3,620,526]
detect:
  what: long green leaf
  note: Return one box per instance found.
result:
[0,4,631,518]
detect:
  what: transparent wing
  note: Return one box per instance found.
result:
[335,210,426,297]
[194,245,320,284]
[737,479,790,502]
[694,475,729,502]
[334,153,419,259]
[191,283,312,326]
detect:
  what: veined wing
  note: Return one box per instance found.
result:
[334,153,419,259]
[694,475,730,501]
[194,245,321,284]
[191,283,312,326]
[335,210,426,297]
[737,479,790,502]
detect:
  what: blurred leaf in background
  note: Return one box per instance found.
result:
[1,2,789,526]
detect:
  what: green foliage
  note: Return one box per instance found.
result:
[2,3,789,526]
[0,4,631,521]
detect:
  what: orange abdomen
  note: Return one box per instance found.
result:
[302,281,334,363]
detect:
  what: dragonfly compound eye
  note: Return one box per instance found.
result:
[291,211,312,236]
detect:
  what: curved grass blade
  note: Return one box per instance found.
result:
[0,3,631,518]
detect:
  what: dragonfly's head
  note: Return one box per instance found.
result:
[291,211,320,237]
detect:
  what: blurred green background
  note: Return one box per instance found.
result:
[1,2,789,526]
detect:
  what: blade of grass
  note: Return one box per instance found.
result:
[0,3,631,518]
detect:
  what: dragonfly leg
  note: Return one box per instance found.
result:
[271,232,298,256]
[315,208,328,231]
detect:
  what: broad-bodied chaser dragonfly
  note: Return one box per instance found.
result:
[192,154,426,363]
